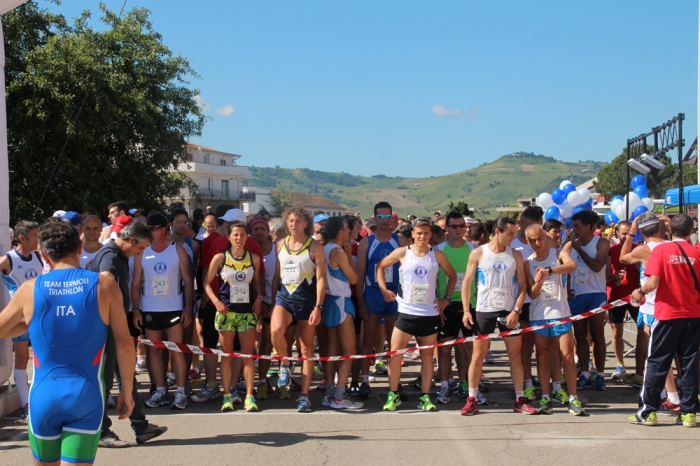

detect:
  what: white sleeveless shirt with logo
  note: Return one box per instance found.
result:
[475,245,517,313]
[397,246,439,316]
[640,241,664,316]
[527,248,570,320]
[140,242,184,312]
[569,236,606,296]
[324,243,351,298]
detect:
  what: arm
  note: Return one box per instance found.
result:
[192,241,201,275]
[251,253,262,315]
[572,237,610,272]
[632,275,659,303]
[0,254,10,275]
[309,240,326,326]
[331,246,358,285]
[460,248,481,329]
[525,259,540,300]
[435,250,457,314]
[204,253,227,314]
[606,224,616,242]
[376,247,406,303]
[354,238,369,319]
[270,241,281,306]
[507,250,527,328]
[130,253,144,331]
[176,245,194,327]
[0,281,34,338]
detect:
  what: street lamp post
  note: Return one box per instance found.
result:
[404,188,409,218]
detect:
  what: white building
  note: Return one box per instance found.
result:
[242,187,272,214]
[289,193,347,217]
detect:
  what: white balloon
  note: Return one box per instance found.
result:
[642,197,655,212]
[577,187,591,203]
[614,203,626,221]
[559,180,572,190]
[538,192,553,209]
[567,191,581,206]
[626,192,642,211]
[611,199,622,212]
[559,201,573,218]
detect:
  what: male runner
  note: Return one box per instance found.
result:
[0,221,135,465]
[563,210,610,391]
[543,219,563,247]
[355,202,408,399]
[101,201,128,242]
[132,213,194,410]
[524,224,585,415]
[80,215,103,270]
[1,220,43,420]
[379,218,456,411]
[460,216,537,415]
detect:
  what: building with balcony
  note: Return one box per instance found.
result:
[169,143,254,213]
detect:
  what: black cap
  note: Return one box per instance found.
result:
[146,213,169,229]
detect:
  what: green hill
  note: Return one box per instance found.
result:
[252,153,605,219]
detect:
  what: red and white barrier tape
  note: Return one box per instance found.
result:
[134,298,629,362]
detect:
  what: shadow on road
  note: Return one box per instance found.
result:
[154,432,360,447]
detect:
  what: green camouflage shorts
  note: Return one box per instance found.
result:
[215,311,257,333]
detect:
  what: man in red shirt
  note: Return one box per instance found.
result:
[605,221,646,386]
[630,214,700,427]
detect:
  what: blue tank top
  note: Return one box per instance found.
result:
[30,268,107,391]
[365,234,401,289]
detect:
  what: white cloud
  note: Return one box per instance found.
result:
[194,95,210,111]
[432,104,479,119]
[216,105,235,117]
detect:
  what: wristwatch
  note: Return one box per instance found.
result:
[513,306,522,315]
[315,304,324,311]
[444,295,452,301]
[637,288,646,296]
[132,307,141,312]
[546,266,553,275]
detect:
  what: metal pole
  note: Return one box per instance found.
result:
[626,139,631,220]
[679,113,684,213]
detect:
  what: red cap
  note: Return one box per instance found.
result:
[391,212,398,220]
[112,215,133,234]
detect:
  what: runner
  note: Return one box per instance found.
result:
[131,213,194,410]
[204,220,263,412]
[543,219,563,247]
[195,213,217,241]
[379,217,457,411]
[270,206,326,412]
[0,221,135,465]
[563,210,610,391]
[80,215,103,270]
[460,216,537,416]
[101,201,128,242]
[524,224,586,415]
[355,202,408,400]
[0,220,43,420]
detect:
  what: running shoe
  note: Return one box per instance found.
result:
[144,391,169,408]
[552,388,569,405]
[514,397,538,415]
[476,391,488,405]
[278,364,291,389]
[576,374,592,389]
[368,374,376,383]
[531,377,541,388]
[245,395,259,412]
[484,349,495,364]
[19,404,29,420]
[290,378,301,391]
[397,383,408,402]
[457,380,469,399]
[588,360,596,375]
[594,374,606,391]
[349,384,360,397]
[166,373,176,388]
[537,398,553,415]
[330,394,364,410]
[620,373,643,388]
[568,399,586,416]
[267,369,277,377]
[560,374,566,385]
[221,394,234,412]
[134,423,168,445]
[374,360,388,374]
[676,413,696,427]
[189,368,202,383]
[313,364,323,378]
[107,395,117,409]
[232,393,243,405]
[171,391,187,410]
[322,395,332,407]
[448,379,459,394]
[523,387,536,402]
[191,384,221,403]
[236,379,247,393]
[418,394,437,411]
[383,391,401,411]
[611,365,626,381]
[98,430,129,448]
[460,396,479,416]
[358,381,371,400]
[316,379,327,391]
[256,383,269,400]
[297,394,312,412]
[411,375,422,390]
[479,380,490,393]
[628,412,658,426]
[435,387,450,404]
[277,387,291,400]
[135,359,148,374]
[660,399,681,412]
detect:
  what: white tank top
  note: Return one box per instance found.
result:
[397,246,439,316]
[80,248,102,270]
[527,249,571,320]
[476,244,517,313]
[1,249,44,295]
[569,236,607,296]
[324,244,351,298]
[140,242,184,312]
[640,241,664,316]
[512,236,535,304]
[262,247,276,305]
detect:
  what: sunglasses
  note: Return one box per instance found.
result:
[375,214,392,220]
[412,218,431,227]
[448,223,466,229]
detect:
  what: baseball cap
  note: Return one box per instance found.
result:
[62,211,82,226]
[129,208,137,215]
[366,218,377,228]
[53,210,66,218]
[464,217,474,224]
[112,215,134,234]
[314,213,330,224]
[219,209,246,223]
[391,212,399,220]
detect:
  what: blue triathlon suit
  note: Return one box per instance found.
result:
[364,234,400,317]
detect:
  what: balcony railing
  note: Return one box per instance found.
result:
[192,189,256,201]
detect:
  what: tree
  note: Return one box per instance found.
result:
[269,190,293,217]
[593,147,697,200]
[446,201,474,217]
[4,2,206,223]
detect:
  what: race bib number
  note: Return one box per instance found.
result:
[282,263,300,285]
[410,284,430,304]
[150,276,170,296]
[230,283,250,304]
[575,270,590,285]
[489,288,507,309]
[455,273,464,290]
[541,280,558,301]
[375,264,394,284]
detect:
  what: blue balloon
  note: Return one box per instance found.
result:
[631,175,646,188]
[561,183,576,195]
[605,211,619,225]
[611,195,624,202]
[630,205,648,221]
[564,218,573,229]
[633,185,649,199]
[573,204,588,215]
[634,231,644,243]
[551,189,566,205]
[586,197,594,205]
[544,206,561,221]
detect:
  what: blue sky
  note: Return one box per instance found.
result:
[40,1,699,177]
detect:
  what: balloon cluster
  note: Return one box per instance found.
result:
[538,180,593,228]
[604,175,654,225]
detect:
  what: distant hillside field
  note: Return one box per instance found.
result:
[252,153,604,219]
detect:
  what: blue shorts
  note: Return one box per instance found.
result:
[637,312,655,328]
[530,319,573,337]
[363,286,398,317]
[275,298,313,322]
[12,331,30,343]
[568,292,607,316]
[322,295,355,328]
